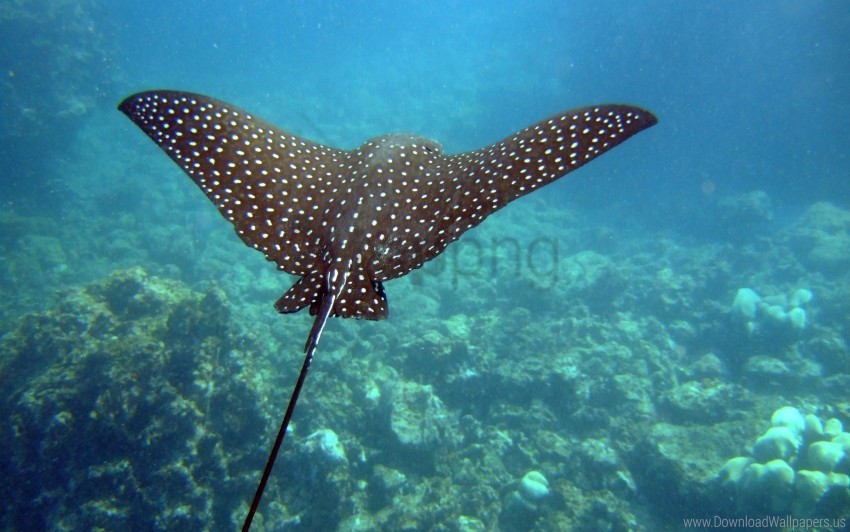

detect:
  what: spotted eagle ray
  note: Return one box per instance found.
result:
[118,90,656,528]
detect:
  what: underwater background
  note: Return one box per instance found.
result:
[1,0,849,530]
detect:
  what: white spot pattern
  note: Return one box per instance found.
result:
[120,91,656,321]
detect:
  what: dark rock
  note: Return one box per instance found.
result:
[743,355,822,390]
[629,422,746,523]
[688,352,728,379]
[659,379,753,424]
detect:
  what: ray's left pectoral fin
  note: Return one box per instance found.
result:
[275,272,322,314]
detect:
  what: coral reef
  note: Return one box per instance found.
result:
[719,407,850,518]
[731,286,813,335]
[783,202,850,277]
[0,268,273,529]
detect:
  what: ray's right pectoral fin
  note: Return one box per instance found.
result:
[465,104,658,209]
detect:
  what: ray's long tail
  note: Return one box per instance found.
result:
[243,270,345,530]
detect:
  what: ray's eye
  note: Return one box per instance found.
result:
[421,138,442,154]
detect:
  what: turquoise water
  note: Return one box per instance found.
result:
[1,1,849,530]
